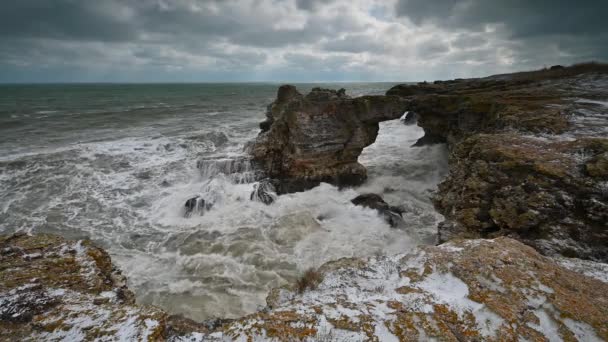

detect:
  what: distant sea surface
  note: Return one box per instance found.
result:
[0,83,447,320]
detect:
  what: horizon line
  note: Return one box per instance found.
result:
[0,80,413,85]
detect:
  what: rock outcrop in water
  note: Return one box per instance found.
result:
[351,193,405,228]
[248,85,407,193]
[4,233,607,341]
[386,64,608,261]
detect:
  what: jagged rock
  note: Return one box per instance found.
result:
[351,193,388,210]
[200,237,608,341]
[351,193,405,228]
[434,134,608,260]
[248,85,408,194]
[250,179,277,205]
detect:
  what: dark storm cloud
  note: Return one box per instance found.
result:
[1,0,607,82]
[395,0,608,39]
[0,1,138,42]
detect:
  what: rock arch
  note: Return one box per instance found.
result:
[247,85,410,193]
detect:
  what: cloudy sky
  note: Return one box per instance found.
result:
[1,0,607,82]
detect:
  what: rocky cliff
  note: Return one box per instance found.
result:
[387,64,608,261]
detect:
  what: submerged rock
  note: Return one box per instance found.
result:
[200,237,608,341]
[351,193,405,228]
[184,196,212,217]
[248,85,408,194]
[250,179,277,205]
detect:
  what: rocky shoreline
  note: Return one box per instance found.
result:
[2,64,607,340]
[250,63,608,262]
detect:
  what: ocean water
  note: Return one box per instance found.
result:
[0,83,448,321]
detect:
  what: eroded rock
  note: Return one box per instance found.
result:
[248,86,408,194]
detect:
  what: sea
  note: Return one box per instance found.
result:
[0,83,448,321]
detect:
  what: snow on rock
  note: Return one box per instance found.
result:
[211,237,608,341]
[2,233,607,341]
[0,233,208,341]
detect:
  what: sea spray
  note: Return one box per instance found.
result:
[0,83,447,321]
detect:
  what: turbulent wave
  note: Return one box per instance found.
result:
[0,83,447,321]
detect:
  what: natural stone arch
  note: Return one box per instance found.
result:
[247,85,409,193]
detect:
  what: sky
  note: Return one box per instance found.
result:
[0,0,607,83]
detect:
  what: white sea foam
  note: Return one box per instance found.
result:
[0,84,447,321]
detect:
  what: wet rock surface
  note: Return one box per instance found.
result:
[250,178,277,205]
[351,193,405,228]
[248,85,408,194]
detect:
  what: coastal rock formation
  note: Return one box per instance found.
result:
[248,85,407,193]
[200,237,608,341]
[387,64,608,261]
[249,64,607,260]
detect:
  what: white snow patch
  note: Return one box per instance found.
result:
[374,322,399,342]
[527,309,561,342]
[556,257,608,283]
[417,272,504,338]
[563,318,603,342]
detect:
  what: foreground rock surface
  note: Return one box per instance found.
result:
[386,64,608,261]
[202,237,608,341]
[248,85,407,193]
[2,233,607,341]
[0,233,209,341]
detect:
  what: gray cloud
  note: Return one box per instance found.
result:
[0,0,606,82]
[396,0,608,38]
